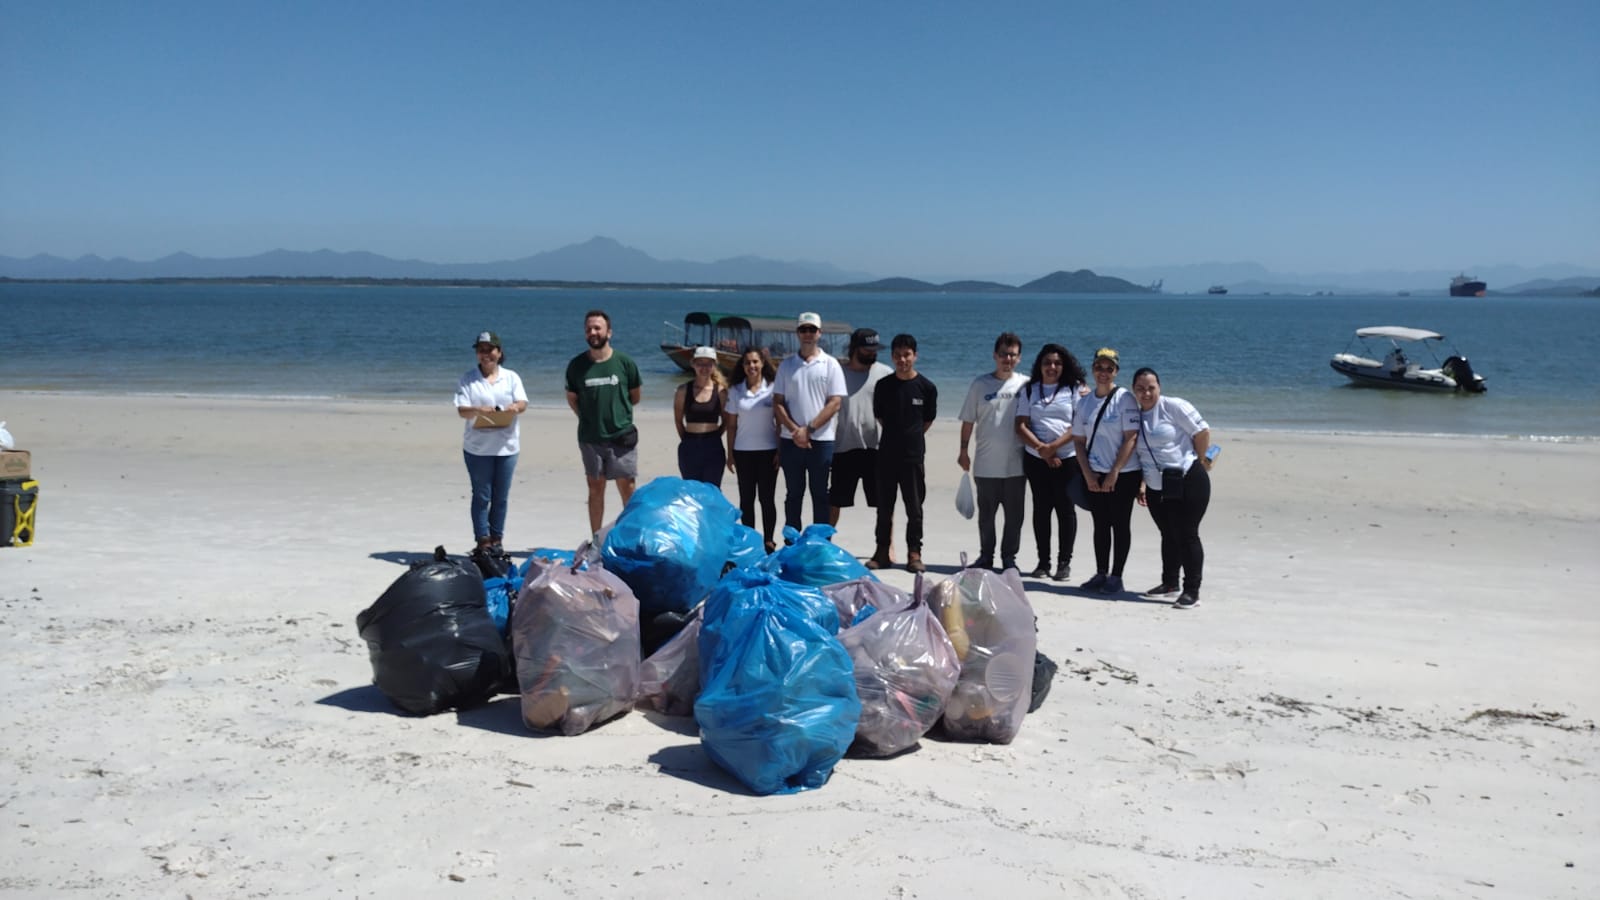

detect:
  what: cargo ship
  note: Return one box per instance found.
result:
[1449,274,1487,297]
[1207,285,1228,295]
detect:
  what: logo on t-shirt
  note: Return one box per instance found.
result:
[585,374,621,388]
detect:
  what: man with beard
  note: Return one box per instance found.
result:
[828,328,893,547]
[565,309,643,535]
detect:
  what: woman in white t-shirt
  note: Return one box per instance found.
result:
[1013,343,1085,581]
[725,347,781,552]
[1071,348,1142,596]
[453,331,528,554]
[1127,367,1213,609]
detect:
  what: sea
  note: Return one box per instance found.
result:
[3,281,1597,439]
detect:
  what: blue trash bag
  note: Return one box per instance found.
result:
[518,547,580,579]
[726,524,767,571]
[602,477,742,618]
[482,573,522,635]
[758,524,875,587]
[695,568,860,794]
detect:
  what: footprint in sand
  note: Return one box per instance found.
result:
[1286,818,1329,840]
[1389,789,1431,807]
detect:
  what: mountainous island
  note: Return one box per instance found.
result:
[2,236,1596,295]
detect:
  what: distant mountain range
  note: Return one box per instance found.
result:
[0,236,874,286]
[1,237,1595,295]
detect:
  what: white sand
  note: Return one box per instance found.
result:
[0,392,1595,898]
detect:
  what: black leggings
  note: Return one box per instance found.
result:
[1087,468,1142,577]
[1022,453,1076,567]
[1146,463,1211,592]
[733,448,780,546]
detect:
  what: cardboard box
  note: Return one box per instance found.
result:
[0,449,28,479]
[471,410,516,429]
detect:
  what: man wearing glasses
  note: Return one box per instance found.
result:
[958,332,1030,571]
[772,312,847,532]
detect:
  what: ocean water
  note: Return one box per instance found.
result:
[3,281,1598,438]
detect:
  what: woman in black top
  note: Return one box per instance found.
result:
[675,346,731,486]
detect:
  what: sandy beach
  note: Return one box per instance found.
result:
[0,391,1595,898]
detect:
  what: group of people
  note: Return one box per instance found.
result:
[453,309,1214,609]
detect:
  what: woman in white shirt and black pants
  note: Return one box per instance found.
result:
[1127,367,1212,609]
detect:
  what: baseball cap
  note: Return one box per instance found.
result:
[473,331,502,348]
[849,328,881,350]
[796,312,822,329]
[1094,347,1119,363]
[692,345,718,361]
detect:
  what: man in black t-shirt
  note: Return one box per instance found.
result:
[870,333,937,573]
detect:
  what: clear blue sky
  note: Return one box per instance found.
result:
[2,1,1595,278]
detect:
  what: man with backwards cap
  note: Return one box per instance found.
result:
[828,328,894,541]
[772,312,848,532]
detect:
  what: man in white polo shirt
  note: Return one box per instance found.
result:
[773,312,847,532]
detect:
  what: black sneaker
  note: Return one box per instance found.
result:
[1142,583,1180,600]
[1079,573,1107,591]
[1026,562,1050,578]
[972,556,994,571]
[1052,563,1072,582]
[1174,591,1200,609]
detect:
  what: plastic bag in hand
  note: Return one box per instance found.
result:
[926,565,1037,744]
[601,477,742,617]
[513,562,641,735]
[955,472,975,519]
[356,559,512,715]
[695,569,859,794]
[758,524,875,587]
[838,580,960,757]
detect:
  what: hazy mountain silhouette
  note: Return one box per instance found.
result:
[0,236,875,285]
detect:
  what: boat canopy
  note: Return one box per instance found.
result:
[1354,326,1445,342]
[684,312,851,335]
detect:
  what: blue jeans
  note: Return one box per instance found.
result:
[463,451,518,541]
[779,438,834,532]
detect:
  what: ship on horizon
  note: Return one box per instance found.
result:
[1207,285,1228,295]
[1450,273,1487,297]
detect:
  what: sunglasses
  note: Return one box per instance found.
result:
[797,325,819,333]
[476,345,498,353]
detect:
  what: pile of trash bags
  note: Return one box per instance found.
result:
[354,476,1055,795]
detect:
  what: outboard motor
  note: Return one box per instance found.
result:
[1442,356,1486,393]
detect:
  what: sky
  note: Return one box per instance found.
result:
[2,1,1596,279]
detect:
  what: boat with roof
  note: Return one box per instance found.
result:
[1329,326,1486,393]
[660,312,852,375]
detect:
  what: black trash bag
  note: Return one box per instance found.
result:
[356,558,513,715]
[642,608,698,658]
[470,544,514,579]
[1029,651,1059,713]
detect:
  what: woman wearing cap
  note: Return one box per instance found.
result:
[1127,367,1213,609]
[674,345,731,487]
[1014,343,1086,581]
[726,346,781,551]
[454,331,528,554]
[1071,348,1142,595]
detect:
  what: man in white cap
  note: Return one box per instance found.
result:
[772,312,847,532]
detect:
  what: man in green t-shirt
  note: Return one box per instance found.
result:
[565,309,643,534]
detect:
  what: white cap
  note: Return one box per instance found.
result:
[797,311,822,328]
[692,345,718,360]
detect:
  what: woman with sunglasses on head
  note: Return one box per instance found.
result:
[1126,367,1213,609]
[1071,348,1142,596]
[725,346,781,552]
[1014,343,1086,581]
[454,331,528,555]
[675,345,731,488]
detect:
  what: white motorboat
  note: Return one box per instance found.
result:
[1329,326,1486,393]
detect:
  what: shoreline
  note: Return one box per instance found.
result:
[5,387,1596,442]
